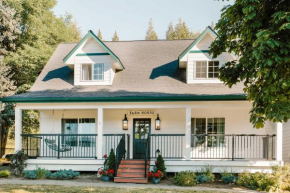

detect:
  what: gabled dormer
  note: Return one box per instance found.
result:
[63,30,124,85]
[178,26,236,84]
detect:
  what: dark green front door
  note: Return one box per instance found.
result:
[133,119,151,159]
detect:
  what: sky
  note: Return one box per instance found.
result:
[53,0,234,41]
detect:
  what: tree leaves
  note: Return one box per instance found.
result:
[210,0,290,128]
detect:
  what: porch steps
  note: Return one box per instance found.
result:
[114,159,150,184]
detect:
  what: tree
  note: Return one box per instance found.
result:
[209,0,290,128]
[166,21,175,40]
[156,154,167,178]
[145,18,158,40]
[97,29,103,41]
[106,149,115,170]
[112,30,119,41]
[166,18,200,40]
[0,0,19,157]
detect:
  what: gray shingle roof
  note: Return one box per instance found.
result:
[3,40,246,102]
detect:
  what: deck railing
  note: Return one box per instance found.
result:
[115,134,126,176]
[150,134,185,158]
[103,134,129,157]
[191,134,276,160]
[21,134,98,159]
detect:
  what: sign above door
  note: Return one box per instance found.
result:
[128,110,156,116]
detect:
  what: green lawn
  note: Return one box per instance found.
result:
[0,184,231,193]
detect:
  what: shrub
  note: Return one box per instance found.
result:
[51,169,80,180]
[220,170,238,184]
[0,170,10,178]
[23,168,51,180]
[173,171,197,186]
[196,165,215,183]
[155,154,167,178]
[10,150,27,176]
[107,149,115,170]
[23,170,37,179]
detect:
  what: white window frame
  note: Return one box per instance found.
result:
[81,63,104,81]
[194,60,219,79]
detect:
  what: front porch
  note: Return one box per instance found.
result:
[14,101,283,173]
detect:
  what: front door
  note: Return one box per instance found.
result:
[133,118,151,159]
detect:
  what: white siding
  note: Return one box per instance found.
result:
[180,33,236,84]
[81,38,106,53]
[283,122,290,162]
[74,55,113,85]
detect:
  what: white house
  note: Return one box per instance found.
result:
[0,27,283,183]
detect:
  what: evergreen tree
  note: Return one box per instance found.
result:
[112,30,119,41]
[145,18,158,40]
[156,154,167,178]
[97,29,103,41]
[166,21,175,40]
[210,21,215,29]
[106,149,116,170]
[174,18,191,39]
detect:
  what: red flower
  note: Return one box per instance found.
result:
[103,154,107,158]
[153,173,160,178]
[155,161,158,165]
[98,170,103,174]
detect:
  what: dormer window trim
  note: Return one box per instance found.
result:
[193,60,219,80]
[81,63,104,82]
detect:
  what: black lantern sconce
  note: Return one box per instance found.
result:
[122,114,128,130]
[156,149,161,157]
[155,114,161,130]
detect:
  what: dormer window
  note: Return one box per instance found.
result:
[81,63,104,81]
[194,61,219,79]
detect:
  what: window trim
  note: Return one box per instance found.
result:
[194,60,219,80]
[80,63,104,82]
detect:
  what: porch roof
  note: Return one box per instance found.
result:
[1,40,246,103]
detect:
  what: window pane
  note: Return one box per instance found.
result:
[79,118,96,147]
[82,64,92,80]
[207,118,225,147]
[62,119,78,146]
[208,61,219,79]
[93,63,104,80]
[196,61,207,78]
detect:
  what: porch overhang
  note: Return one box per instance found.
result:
[0,94,247,103]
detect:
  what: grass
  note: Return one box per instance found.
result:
[0,184,232,193]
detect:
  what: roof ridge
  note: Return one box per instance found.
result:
[59,39,195,44]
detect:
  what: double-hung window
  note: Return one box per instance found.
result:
[191,118,225,147]
[81,63,104,81]
[195,61,219,79]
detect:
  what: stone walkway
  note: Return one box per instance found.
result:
[0,179,259,193]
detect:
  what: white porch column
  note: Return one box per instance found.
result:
[97,108,103,159]
[14,107,22,152]
[275,122,283,162]
[185,107,191,160]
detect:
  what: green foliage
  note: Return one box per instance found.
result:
[106,149,116,170]
[155,154,167,178]
[10,150,27,176]
[0,170,10,178]
[145,18,158,40]
[23,170,36,179]
[166,18,200,40]
[220,170,238,184]
[112,30,119,41]
[209,0,290,128]
[97,29,103,41]
[173,171,197,186]
[51,169,80,180]
[195,165,215,183]
[23,168,51,179]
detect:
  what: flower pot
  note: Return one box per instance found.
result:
[102,176,110,181]
[153,178,160,184]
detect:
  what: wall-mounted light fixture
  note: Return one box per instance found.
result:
[122,114,128,130]
[155,114,161,130]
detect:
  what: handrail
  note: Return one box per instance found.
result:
[115,134,126,177]
[144,136,150,178]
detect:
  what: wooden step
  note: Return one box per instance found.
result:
[117,168,145,173]
[119,164,149,169]
[114,177,148,184]
[117,172,145,178]
[121,160,150,164]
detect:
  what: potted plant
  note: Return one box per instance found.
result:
[148,168,164,184]
[98,166,115,181]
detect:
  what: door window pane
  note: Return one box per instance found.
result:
[195,61,207,78]
[93,63,104,80]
